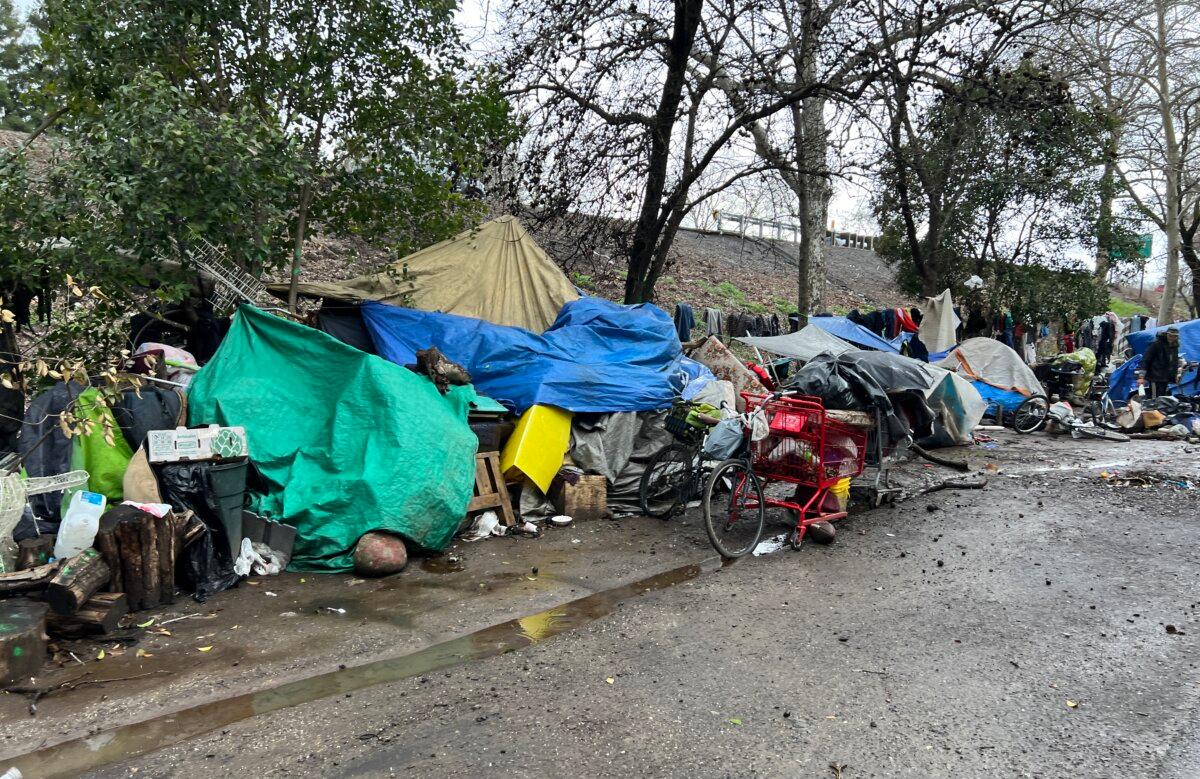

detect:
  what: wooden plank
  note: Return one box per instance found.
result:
[156,513,176,605]
[114,518,146,611]
[139,511,160,611]
[47,592,128,638]
[45,548,111,615]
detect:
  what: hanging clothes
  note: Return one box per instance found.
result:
[673,303,695,342]
[895,308,919,333]
[882,308,897,339]
[1096,319,1115,367]
[704,307,723,337]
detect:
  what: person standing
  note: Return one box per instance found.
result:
[1142,328,1181,398]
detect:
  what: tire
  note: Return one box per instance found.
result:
[1013,394,1050,434]
[1087,400,1122,431]
[702,459,765,559]
[639,444,695,519]
[1073,425,1130,443]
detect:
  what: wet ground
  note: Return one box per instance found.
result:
[3,430,1199,777]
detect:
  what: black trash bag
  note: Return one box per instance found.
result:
[112,387,183,452]
[157,462,239,600]
[181,524,239,602]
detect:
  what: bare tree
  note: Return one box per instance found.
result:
[499,0,1011,304]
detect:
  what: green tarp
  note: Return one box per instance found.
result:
[187,305,478,572]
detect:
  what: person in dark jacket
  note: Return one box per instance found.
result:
[1142,328,1180,397]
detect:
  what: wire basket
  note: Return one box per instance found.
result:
[664,402,710,447]
[0,470,89,572]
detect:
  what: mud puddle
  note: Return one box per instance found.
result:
[4,559,718,778]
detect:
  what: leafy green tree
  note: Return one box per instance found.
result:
[874,60,1117,321]
[0,0,39,132]
[40,0,513,309]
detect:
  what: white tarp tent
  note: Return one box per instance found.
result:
[936,337,1044,395]
[736,325,855,361]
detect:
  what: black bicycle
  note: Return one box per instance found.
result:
[639,401,720,519]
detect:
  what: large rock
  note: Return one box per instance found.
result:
[353,531,409,576]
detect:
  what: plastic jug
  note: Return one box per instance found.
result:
[53,490,107,559]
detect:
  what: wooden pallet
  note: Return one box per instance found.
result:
[467,451,517,527]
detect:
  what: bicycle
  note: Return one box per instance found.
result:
[701,391,867,559]
[638,401,721,519]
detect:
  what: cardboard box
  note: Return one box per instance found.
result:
[147,425,249,463]
[551,474,607,522]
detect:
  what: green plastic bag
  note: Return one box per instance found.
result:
[187,306,478,572]
[70,388,134,502]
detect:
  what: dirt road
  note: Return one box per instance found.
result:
[5,431,1199,778]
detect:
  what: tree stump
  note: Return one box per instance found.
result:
[45,548,111,615]
[46,593,128,638]
[94,505,174,612]
[0,598,48,689]
[113,518,147,611]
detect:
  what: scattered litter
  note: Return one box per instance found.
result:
[264,591,278,597]
[135,649,152,658]
[136,619,155,628]
[729,718,742,726]
[96,649,105,661]
[279,611,298,618]
[319,607,347,615]
[512,521,541,538]
[605,677,614,685]
[753,533,788,556]
[571,539,582,544]
[1066,700,1078,709]
[197,646,213,653]
[549,515,573,527]
[463,511,505,541]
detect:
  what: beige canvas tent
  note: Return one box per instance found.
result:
[271,216,579,333]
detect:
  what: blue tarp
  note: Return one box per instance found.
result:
[810,316,901,353]
[1110,318,1200,399]
[361,298,714,413]
[970,380,1026,413]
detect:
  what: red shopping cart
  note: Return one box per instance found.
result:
[701,392,868,558]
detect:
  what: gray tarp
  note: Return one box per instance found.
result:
[570,411,673,514]
[737,325,854,361]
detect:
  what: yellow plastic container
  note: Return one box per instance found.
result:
[830,477,851,510]
[499,404,574,493]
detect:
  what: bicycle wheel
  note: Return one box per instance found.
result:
[1073,425,1130,443]
[1086,400,1122,431]
[1013,394,1050,434]
[702,459,765,559]
[639,443,695,519]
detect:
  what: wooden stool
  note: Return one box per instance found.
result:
[468,452,517,527]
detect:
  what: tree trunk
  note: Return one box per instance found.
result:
[0,314,21,454]
[796,94,829,321]
[1095,137,1118,280]
[287,114,326,313]
[1155,0,1182,324]
[1182,234,1200,316]
[622,0,703,304]
[287,182,314,313]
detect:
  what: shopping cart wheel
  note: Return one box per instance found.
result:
[788,527,804,550]
[702,459,764,559]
